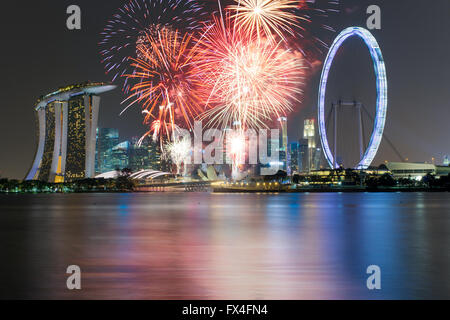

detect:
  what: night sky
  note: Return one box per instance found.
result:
[1,0,450,179]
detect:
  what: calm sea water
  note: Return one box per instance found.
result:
[0,192,449,300]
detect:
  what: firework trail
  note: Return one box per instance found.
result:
[195,14,305,130]
[99,0,206,93]
[291,0,340,61]
[124,28,205,143]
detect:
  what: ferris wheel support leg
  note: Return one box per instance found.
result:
[334,104,338,169]
[358,104,364,161]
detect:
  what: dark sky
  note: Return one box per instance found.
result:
[1,0,450,178]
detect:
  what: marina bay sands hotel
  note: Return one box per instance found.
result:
[26,82,116,182]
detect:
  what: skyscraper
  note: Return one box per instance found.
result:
[298,139,309,172]
[127,136,162,172]
[278,117,288,171]
[129,141,148,172]
[109,141,131,170]
[313,147,323,170]
[96,128,119,174]
[136,136,163,171]
[26,82,116,182]
[289,142,300,173]
[97,137,161,174]
[303,119,317,171]
[147,139,163,171]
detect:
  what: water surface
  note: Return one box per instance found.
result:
[0,192,449,299]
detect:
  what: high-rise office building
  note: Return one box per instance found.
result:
[128,136,162,172]
[96,128,119,174]
[147,140,162,171]
[289,142,300,173]
[290,139,313,173]
[137,136,162,171]
[313,147,323,170]
[26,82,116,182]
[278,117,288,171]
[97,135,163,174]
[303,119,317,171]
[108,141,131,170]
[298,139,309,172]
[129,144,148,172]
[267,133,282,172]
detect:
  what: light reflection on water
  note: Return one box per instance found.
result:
[0,192,449,299]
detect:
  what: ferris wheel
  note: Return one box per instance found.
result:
[318,27,388,170]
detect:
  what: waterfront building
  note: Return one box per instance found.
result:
[296,167,390,186]
[26,82,116,182]
[385,162,436,180]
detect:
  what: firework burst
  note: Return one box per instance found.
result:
[225,129,247,180]
[227,0,339,61]
[228,0,301,42]
[100,0,338,149]
[165,136,192,175]
[124,27,204,142]
[99,0,205,93]
[196,14,305,130]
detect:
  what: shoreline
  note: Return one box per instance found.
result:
[1,187,450,194]
[212,187,450,193]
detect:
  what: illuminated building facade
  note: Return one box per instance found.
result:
[128,137,162,172]
[298,139,309,172]
[289,142,300,173]
[278,117,288,171]
[313,147,323,170]
[109,141,131,170]
[96,128,119,174]
[139,137,162,172]
[95,135,163,174]
[26,82,116,182]
[129,140,148,172]
[303,119,317,172]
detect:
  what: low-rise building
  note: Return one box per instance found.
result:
[384,162,449,180]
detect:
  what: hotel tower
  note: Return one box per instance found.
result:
[26,82,116,182]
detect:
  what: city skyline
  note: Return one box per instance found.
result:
[1,0,450,179]
[1,1,450,303]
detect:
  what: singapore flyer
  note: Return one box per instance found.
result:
[318,27,388,170]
